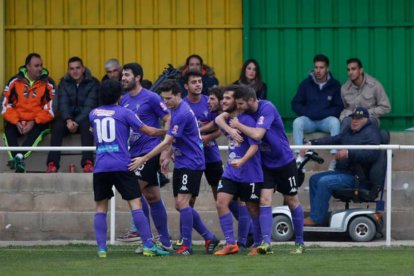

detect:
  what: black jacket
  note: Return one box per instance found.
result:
[57,68,100,123]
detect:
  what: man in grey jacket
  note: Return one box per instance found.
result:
[340,58,391,131]
[46,56,100,172]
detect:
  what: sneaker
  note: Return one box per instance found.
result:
[7,159,16,169]
[14,154,25,173]
[214,243,239,256]
[175,245,192,256]
[290,243,305,254]
[143,244,171,257]
[116,231,141,242]
[172,239,183,250]
[247,247,259,256]
[328,159,337,171]
[83,160,94,173]
[135,244,143,254]
[97,248,107,258]
[256,242,273,255]
[205,236,220,254]
[46,162,57,173]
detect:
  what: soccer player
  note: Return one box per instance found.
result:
[128,79,218,255]
[89,80,170,258]
[215,86,306,254]
[119,63,172,251]
[213,85,263,256]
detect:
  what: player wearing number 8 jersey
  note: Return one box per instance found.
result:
[215,86,306,255]
[129,79,217,255]
[89,80,170,257]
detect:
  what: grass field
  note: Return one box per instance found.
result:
[1,244,414,275]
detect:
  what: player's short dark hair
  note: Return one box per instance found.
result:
[347,58,363,68]
[159,79,181,95]
[233,84,257,101]
[208,86,224,101]
[25,53,41,66]
[313,54,329,66]
[67,56,84,66]
[123,63,144,81]
[100,80,122,105]
[182,69,203,84]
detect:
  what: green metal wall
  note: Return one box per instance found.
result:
[244,0,414,130]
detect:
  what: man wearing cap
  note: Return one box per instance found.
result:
[302,107,381,226]
[340,58,391,132]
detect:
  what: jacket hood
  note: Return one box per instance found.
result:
[308,70,334,85]
[62,67,95,83]
[179,64,216,77]
[18,65,50,80]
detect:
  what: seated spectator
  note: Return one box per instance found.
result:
[46,56,100,173]
[233,59,267,99]
[1,53,55,173]
[303,107,381,226]
[178,54,218,97]
[101,58,122,82]
[340,58,391,132]
[292,54,343,171]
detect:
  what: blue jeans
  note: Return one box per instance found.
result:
[309,171,356,224]
[293,116,340,154]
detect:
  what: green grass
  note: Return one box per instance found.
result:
[1,244,414,275]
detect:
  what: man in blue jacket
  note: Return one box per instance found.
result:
[303,107,381,226]
[291,54,343,171]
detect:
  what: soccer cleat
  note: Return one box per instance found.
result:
[172,239,183,250]
[46,162,57,173]
[214,243,239,256]
[116,230,141,242]
[256,242,273,255]
[97,248,107,258]
[237,242,247,253]
[247,247,259,256]
[143,244,171,257]
[14,154,25,173]
[205,236,219,254]
[175,245,193,256]
[83,160,94,173]
[290,243,305,254]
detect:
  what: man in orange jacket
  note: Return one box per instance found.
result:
[1,53,55,172]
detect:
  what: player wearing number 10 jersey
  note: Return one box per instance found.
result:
[89,80,170,258]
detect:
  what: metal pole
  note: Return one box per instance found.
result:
[110,186,116,245]
[386,149,392,246]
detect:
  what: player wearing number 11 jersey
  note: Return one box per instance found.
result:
[89,80,170,258]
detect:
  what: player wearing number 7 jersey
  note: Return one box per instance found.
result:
[215,86,306,255]
[129,79,216,256]
[89,80,170,258]
[213,85,263,256]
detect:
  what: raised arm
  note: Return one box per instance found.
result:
[229,117,266,141]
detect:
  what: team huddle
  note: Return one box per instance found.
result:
[90,64,305,257]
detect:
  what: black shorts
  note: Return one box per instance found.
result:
[218,177,262,203]
[204,161,224,187]
[93,171,142,201]
[133,154,160,187]
[173,168,203,197]
[263,159,299,196]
